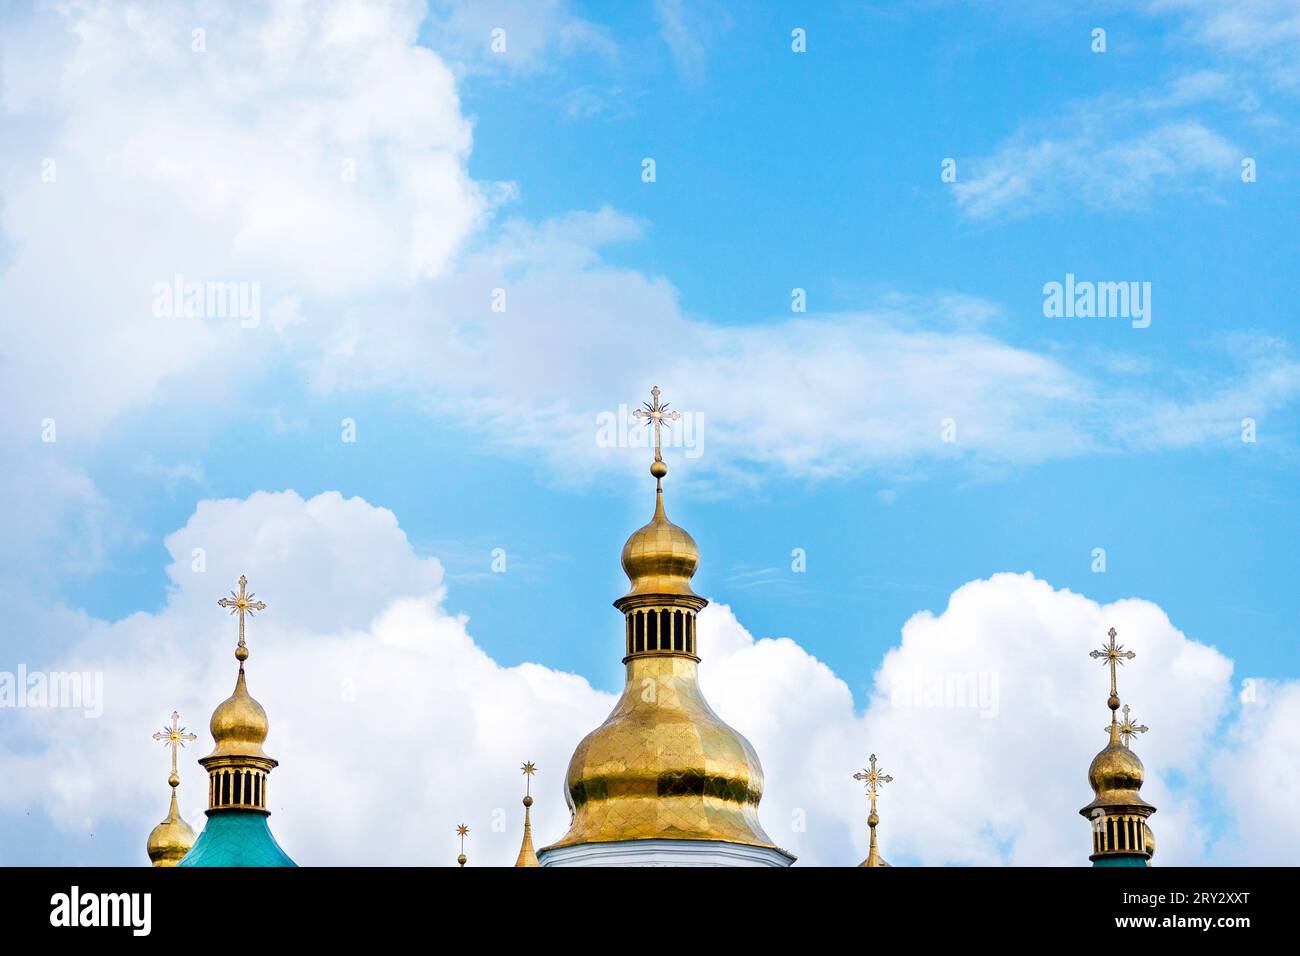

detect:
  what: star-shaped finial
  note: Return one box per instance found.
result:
[1114,704,1149,748]
[456,823,469,837]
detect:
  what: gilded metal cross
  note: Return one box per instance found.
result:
[853,753,893,813]
[217,574,267,651]
[1089,627,1135,701]
[1114,704,1149,748]
[152,710,197,779]
[632,385,681,462]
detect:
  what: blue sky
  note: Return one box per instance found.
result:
[2,0,1299,866]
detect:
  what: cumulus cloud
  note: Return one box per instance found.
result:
[0,0,486,435]
[3,490,1293,866]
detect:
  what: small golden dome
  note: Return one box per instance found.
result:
[146,791,196,867]
[620,487,701,599]
[1088,740,1145,796]
[205,667,270,760]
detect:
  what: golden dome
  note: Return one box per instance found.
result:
[619,485,701,599]
[546,655,779,849]
[1088,740,1144,798]
[146,790,196,867]
[1081,728,1155,817]
[205,666,271,760]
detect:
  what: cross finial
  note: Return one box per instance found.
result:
[217,574,267,662]
[1114,703,1149,748]
[632,385,682,470]
[853,753,894,814]
[152,710,197,789]
[1089,626,1135,711]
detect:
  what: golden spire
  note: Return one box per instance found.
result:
[854,754,893,868]
[542,386,787,858]
[200,575,278,813]
[514,761,540,867]
[456,823,469,867]
[146,710,197,866]
[1080,627,1156,864]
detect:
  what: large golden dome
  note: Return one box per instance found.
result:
[206,666,271,760]
[146,790,196,866]
[550,654,778,848]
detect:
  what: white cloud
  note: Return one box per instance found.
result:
[0,0,486,436]
[425,0,617,75]
[954,118,1239,221]
[3,490,1294,866]
[1154,0,1300,90]
[653,0,733,85]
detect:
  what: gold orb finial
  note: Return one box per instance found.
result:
[456,823,470,867]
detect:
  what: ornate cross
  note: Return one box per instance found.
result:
[632,385,681,462]
[218,574,267,652]
[1089,627,1135,701]
[152,710,197,781]
[1114,704,1149,748]
[853,753,893,813]
[521,760,536,797]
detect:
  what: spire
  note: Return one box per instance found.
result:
[456,824,469,867]
[146,710,197,866]
[514,761,540,867]
[1080,627,1156,866]
[853,753,893,868]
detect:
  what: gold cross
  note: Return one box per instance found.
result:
[1113,704,1149,748]
[152,710,197,782]
[217,574,267,652]
[521,760,536,796]
[853,753,893,814]
[632,385,681,462]
[1089,627,1135,701]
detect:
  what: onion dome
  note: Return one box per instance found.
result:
[619,482,701,600]
[147,790,197,867]
[206,667,271,760]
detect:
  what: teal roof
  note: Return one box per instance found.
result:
[1093,855,1149,867]
[178,810,297,867]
